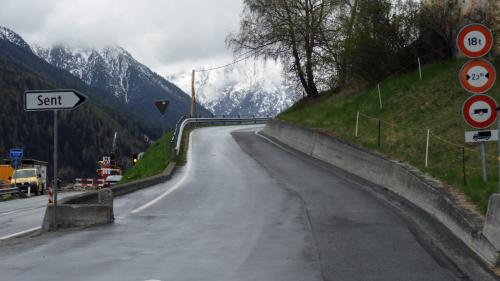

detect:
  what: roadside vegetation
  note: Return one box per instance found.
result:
[279,58,500,214]
[228,0,500,213]
[122,132,173,183]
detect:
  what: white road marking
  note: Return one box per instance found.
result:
[132,125,261,214]
[130,136,193,214]
[0,226,41,241]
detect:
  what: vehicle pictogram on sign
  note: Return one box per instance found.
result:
[459,59,496,94]
[463,95,498,129]
[457,24,493,58]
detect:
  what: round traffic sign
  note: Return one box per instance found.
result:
[463,95,498,129]
[459,59,496,94]
[457,24,493,58]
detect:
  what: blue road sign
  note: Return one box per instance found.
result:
[9,148,23,159]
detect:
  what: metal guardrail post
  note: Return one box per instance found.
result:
[171,116,271,157]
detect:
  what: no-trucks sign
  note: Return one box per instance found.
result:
[463,95,497,129]
[457,24,493,58]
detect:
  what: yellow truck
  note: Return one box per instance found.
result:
[10,168,45,195]
[2,159,48,196]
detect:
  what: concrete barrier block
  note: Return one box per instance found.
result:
[42,189,114,231]
[484,194,500,251]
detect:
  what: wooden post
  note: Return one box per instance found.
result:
[418,57,423,81]
[355,112,360,137]
[378,84,382,109]
[425,129,430,167]
[190,69,196,117]
[377,119,381,148]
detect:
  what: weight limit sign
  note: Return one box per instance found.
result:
[457,23,493,58]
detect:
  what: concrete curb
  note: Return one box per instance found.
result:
[262,119,500,267]
[58,162,176,205]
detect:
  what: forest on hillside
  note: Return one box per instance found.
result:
[0,40,150,181]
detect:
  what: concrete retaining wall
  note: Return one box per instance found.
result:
[41,162,176,231]
[263,119,500,266]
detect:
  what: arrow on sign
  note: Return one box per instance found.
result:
[24,90,87,111]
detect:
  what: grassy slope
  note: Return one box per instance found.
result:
[122,132,173,183]
[279,58,500,213]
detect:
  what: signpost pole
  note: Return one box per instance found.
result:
[481,142,488,183]
[23,90,87,230]
[53,110,58,230]
[497,115,500,192]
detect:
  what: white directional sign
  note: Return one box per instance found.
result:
[465,130,499,143]
[24,90,87,111]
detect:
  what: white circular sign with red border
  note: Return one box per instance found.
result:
[459,59,496,94]
[463,95,497,129]
[457,24,493,58]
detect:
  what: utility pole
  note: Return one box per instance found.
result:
[190,69,196,117]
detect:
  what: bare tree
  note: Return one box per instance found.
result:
[227,0,336,98]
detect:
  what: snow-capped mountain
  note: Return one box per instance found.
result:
[0,26,32,52]
[168,61,299,116]
[32,43,209,127]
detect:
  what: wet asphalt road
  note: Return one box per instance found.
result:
[0,192,80,239]
[0,125,463,280]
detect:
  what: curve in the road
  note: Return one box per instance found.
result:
[0,125,476,281]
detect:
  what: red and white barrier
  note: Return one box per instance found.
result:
[74,178,105,190]
[48,186,53,204]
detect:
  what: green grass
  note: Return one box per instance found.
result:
[122,132,173,183]
[279,58,500,214]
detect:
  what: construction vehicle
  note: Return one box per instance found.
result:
[97,132,122,180]
[0,165,14,183]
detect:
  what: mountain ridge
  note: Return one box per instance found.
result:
[31,41,210,128]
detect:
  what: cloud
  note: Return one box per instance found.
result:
[0,0,244,73]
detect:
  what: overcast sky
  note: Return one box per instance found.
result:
[0,0,246,75]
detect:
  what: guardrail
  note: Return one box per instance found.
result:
[170,116,271,157]
[0,187,27,198]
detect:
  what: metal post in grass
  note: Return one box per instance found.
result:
[355,112,360,137]
[462,147,467,186]
[497,114,500,192]
[377,84,382,109]
[418,57,422,81]
[481,142,488,183]
[377,119,381,148]
[425,129,430,167]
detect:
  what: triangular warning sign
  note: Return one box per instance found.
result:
[155,100,169,115]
